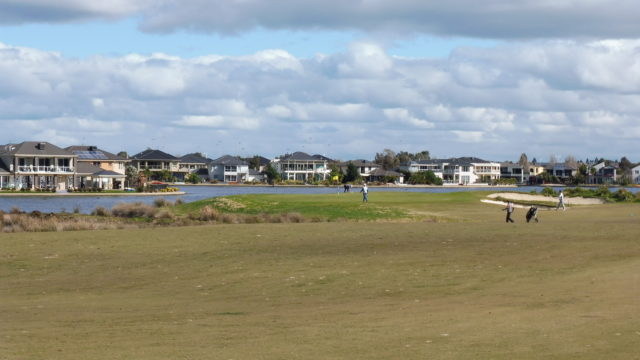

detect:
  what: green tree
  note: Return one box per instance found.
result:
[117,151,129,159]
[248,155,262,171]
[329,164,343,183]
[185,173,201,184]
[343,161,361,183]
[375,149,399,170]
[408,171,442,185]
[518,153,529,184]
[125,165,139,187]
[263,163,280,184]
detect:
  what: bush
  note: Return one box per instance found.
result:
[613,189,635,202]
[541,187,556,197]
[174,198,184,206]
[198,206,221,221]
[595,185,611,198]
[92,206,110,216]
[154,198,170,207]
[111,202,158,218]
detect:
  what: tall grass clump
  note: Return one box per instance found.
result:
[92,206,110,216]
[153,198,170,208]
[198,206,221,221]
[111,202,158,218]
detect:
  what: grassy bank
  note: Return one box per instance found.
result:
[1,195,639,359]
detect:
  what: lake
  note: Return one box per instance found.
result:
[0,185,637,214]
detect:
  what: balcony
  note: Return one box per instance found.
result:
[18,166,74,173]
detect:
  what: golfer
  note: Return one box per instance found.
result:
[503,201,514,223]
[360,183,368,202]
[556,190,566,211]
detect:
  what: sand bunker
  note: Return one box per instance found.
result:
[486,193,605,205]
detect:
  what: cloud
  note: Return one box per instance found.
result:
[3,1,640,39]
[1,39,640,160]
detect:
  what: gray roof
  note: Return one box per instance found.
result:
[369,168,403,177]
[179,153,212,164]
[66,145,127,161]
[76,162,103,175]
[131,149,178,161]
[0,153,11,173]
[0,142,76,157]
[279,152,323,161]
[409,157,494,166]
[211,155,248,166]
[312,154,334,162]
[339,159,379,167]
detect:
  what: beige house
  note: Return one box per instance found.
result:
[66,146,129,189]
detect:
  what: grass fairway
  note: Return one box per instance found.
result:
[1,192,639,359]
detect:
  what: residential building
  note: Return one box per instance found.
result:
[0,141,76,191]
[243,155,271,172]
[66,145,128,189]
[179,153,212,181]
[367,168,404,184]
[401,157,501,184]
[587,162,618,185]
[544,163,578,182]
[338,160,380,181]
[500,161,544,184]
[632,165,640,184]
[131,149,182,181]
[272,152,331,181]
[209,155,249,183]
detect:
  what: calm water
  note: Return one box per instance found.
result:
[0,185,637,214]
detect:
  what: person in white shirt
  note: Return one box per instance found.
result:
[360,183,368,202]
[556,190,566,211]
[503,201,515,222]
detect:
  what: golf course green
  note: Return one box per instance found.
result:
[1,192,639,359]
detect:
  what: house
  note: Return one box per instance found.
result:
[587,162,618,185]
[0,142,77,191]
[179,153,212,181]
[544,163,578,182]
[632,164,640,184]
[131,149,182,181]
[367,168,404,184]
[500,161,544,184]
[243,155,271,172]
[209,155,249,183]
[66,145,128,189]
[272,152,331,182]
[338,160,380,181]
[401,157,501,184]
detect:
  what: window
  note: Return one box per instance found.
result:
[224,166,237,172]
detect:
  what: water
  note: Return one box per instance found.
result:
[0,185,637,214]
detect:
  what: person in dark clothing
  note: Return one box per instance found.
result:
[526,206,539,223]
[503,201,515,223]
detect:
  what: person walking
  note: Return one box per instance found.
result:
[503,201,515,223]
[360,183,368,202]
[556,190,566,211]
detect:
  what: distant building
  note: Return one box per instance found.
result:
[66,145,129,189]
[179,153,212,181]
[631,164,640,184]
[131,149,183,181]
[272,152,332,182]
[209,155,249,183]
[338,160,380,181]
[0,141,77,191]
[401,157,500,184]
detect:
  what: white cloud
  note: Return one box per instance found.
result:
[1,40,640,160]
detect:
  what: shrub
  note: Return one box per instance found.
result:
[154,209,174,220]
[198,206,221,221]
[595,185,611,198]
[541,187,556,197]
[154,198,170,207]
[613,189,635,202]
[529,189,537,195]
[92,206,110,216]
[111,202,158,218]
[10,206,22,214]
[174,198,184,206]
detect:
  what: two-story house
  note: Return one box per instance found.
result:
[209,155,249,183]
[587,162,618,185]
[179,153,211,181]
[131,149,181,181]
[631,164,640,184]
[401,157,501,184]
[66,146,128,189]
[338,160,380,181]
[272,152,331,182]
[0,141,77,191]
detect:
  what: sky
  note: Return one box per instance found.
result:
[1,0,639,162]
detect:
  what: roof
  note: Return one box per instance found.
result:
[243,156,271,166]
[279,152,323,161]
[409,157,496,166]
[75,162,103,175]
[179,153,212,164]
[211,155,248,166]
[66,145,127,161]
[312,154,334,162]
[94,169,125,178]
[0,142,76,157]
[339,159,379,167]
[131,149,178,161]
[0,155,11,174]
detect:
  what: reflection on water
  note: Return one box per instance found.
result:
[0,185,637,214]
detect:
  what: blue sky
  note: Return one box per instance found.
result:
[1,1,639,161]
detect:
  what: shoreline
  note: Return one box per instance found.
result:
[0,191,186,197]
[176,183,518,188]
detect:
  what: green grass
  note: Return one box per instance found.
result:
[174,191,489,222]
[2,193,640,359]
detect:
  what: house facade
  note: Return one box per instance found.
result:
[0,142,77,191]
[179,153,211,181]
[338,160,380,181]
[401,157,501,184]
[631,165,640,184]
[66,146,128,189]
[544,163,578,182]
[272,152,331,181]
[131,149,183,181]
[209,155,249,183]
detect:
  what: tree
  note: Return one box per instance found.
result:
[564,155,578,168]
[413,150,430,161]
[408,171,442,185]
[125,165,138,187]
[549,155,558,166]
[263,163,280,184]
[185,173,201,184]
[518,153,529,184]
[248,155,262,171]
[117,151,128,159]
[343,161,361,183]
[375,149,399,170]
[619,156,633,172]
[329,164,343,183]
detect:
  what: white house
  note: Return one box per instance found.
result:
[0,142,77,191]
[401,157,501,184]
[631,164,640,184]
[209,155,249,183]
[272,152,331,182]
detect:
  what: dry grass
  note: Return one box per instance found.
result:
[111,202,158,218]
